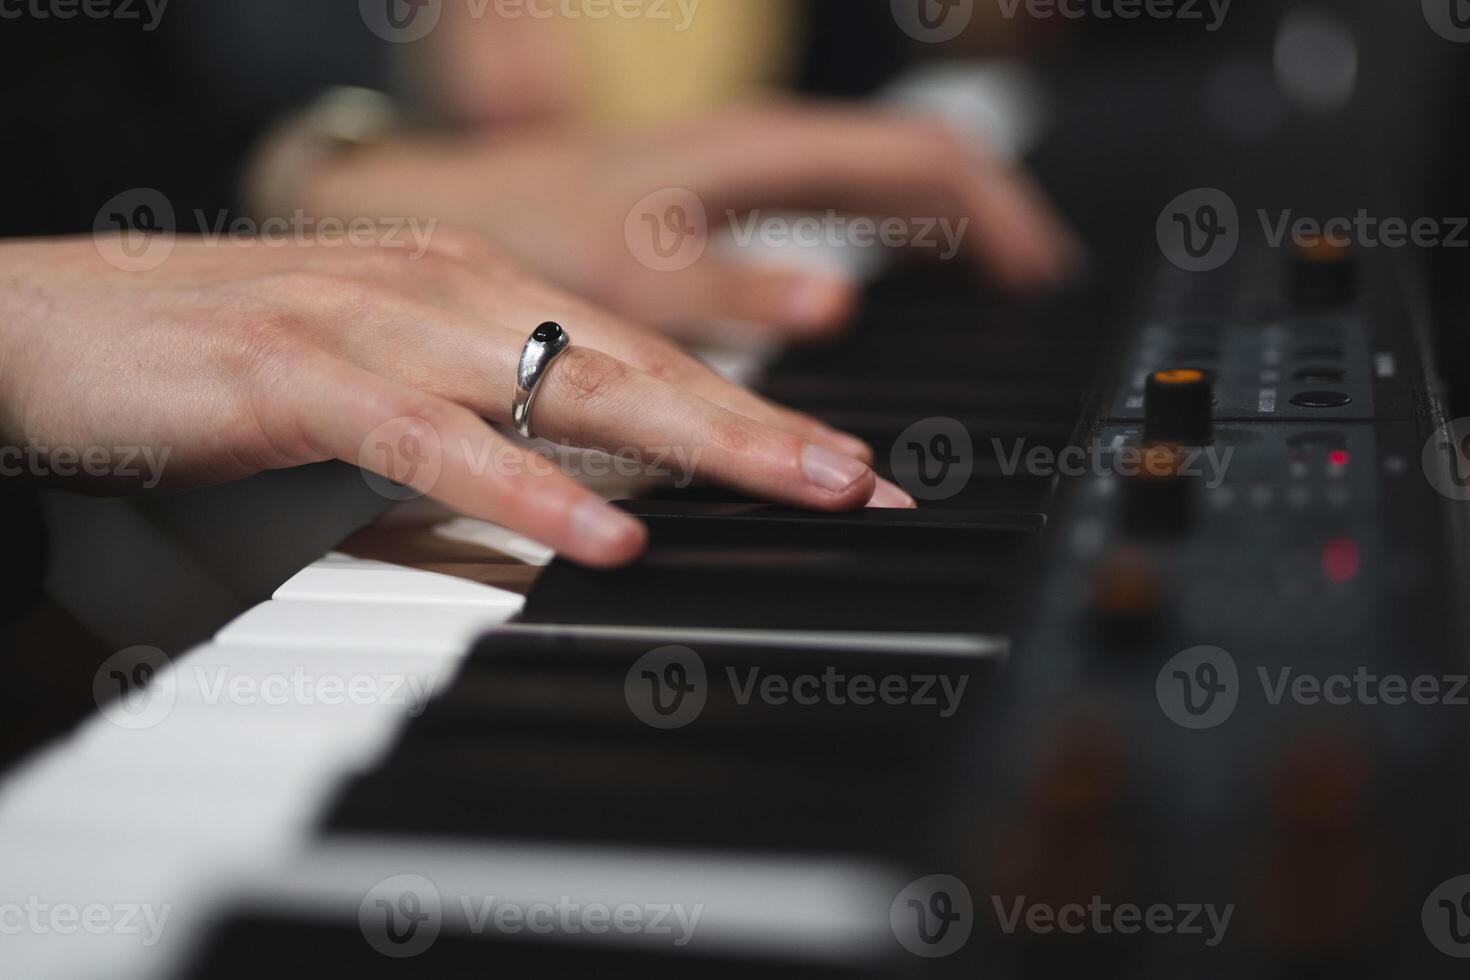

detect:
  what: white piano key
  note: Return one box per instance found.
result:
[429,516,555,566]
[0,766,333,843]
[215,598,516,653]
[232,838,904,963]
[166,643,453,717]
[274,552,524,608]
[64,710,397,772]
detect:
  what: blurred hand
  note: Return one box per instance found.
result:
[0,234,907,568]
[304,102,1084,342]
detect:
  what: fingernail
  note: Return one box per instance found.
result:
[802,443,872,494]
[868,478,917,510]
[570,500,645,554]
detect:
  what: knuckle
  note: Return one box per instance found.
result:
[231,313,313,384]
[635,342,699,387]
[549,347,631,408]
[388,408,447,450]
[423,226,499,265]
[704,412,764,457]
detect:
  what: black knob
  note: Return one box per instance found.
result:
[1145,369,1213,444]
[1291,236,1356,306]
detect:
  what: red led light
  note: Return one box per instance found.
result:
[1320,537,1361,584]
[1328,450,1350,468]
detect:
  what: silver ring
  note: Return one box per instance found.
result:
[512,321,572,440]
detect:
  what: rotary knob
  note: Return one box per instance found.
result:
[1291,235,1357,306]
[1145,369,1213,444]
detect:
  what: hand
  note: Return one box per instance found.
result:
[303,102,1084,342]
[0,234,909,568]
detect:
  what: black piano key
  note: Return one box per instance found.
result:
[617,501,1041,545]
[639,475,1057,513]
[413,629,997,749]
[174,914,891,980]
[324,629,990,855]
[519,503,1041,632]
[520,558,1012,632]
[327,737,963,855]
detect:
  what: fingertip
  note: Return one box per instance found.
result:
[868,478,917,510]
[780,274,858,334]
[567,501,649,568]
[829,468,880,510]
[799,443,877,511]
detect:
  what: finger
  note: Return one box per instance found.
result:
[303,301,877,509]
[686,104,1084,288]
[352,261,875,463]
[957,152,1087,289]
[261,347,646,567]
[869,478,917,510]
[529,347,877,511]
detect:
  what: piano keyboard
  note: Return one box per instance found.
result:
[0,263,1105,980]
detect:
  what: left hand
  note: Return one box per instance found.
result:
[303,102,1084,342]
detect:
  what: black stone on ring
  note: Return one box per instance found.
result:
[512,321,572,440]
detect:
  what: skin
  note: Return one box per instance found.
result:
[302,102,1085,342]
[0,233,912,568]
